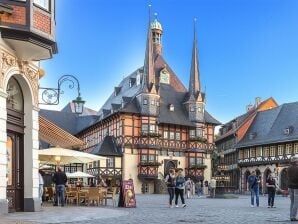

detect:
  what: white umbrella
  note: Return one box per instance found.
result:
[38,147,106,165]
[66,171,94,178]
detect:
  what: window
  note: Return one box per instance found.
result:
[6,78,24,112]
[264,147,270,157]
[148,155,155,161]
[189,157,196,166]
[150,124,156,133]
[169,132,175,140]
[239,150,244,160]
[189,130,195,138]
[34,0,49,11]
[151,100,155,105]
[256,147,262,157]
[278,145,284,156]
[250,148,256,158]
[141,155,147,161]
[270,146,276,157]
[294,143,298,154]
[190,106,195,112]
[136,74,141,85]
[156,101,159,106]
[129,80,132,87]
[143,99,148,105]
[286,144,292,155]
[169,104,174,111]
[244,149,249,158]
[163,131,168,139]
[197,129,203,137]
[176,133,181,140]
[142,124,148,133]
[106,157,115,168]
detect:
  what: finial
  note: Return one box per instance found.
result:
[148,4,152,21]
[154,12,158,20]
[193,16,197,42]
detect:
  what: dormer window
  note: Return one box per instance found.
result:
[151,100,155,105]
[129,80,132,87]
[143,99,148,105]
[156,101,159,106]
[190,106,195,112]
[136,74,141,86]
[284,126,294,135]
[169,104,174,112]
[249,132,257,140]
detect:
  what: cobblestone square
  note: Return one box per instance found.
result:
[0,194,293,224]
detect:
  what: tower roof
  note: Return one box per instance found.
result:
[188,18,201,101]
[151,19,162,31]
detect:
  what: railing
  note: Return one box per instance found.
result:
[185,167,204,180]
[87,167,122,177]
[116,136,216,151]
[238,156,290,166]
[138,165,158,179]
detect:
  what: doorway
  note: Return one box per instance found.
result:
[6,77,25,212]
[164,160,177,176]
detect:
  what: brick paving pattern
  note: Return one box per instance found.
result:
[0,195,293,224]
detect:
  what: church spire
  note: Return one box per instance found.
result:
[188,17,201,100]
[142,4,157,94]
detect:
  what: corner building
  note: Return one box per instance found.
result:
[78,18,220,193]
[0,0,57,213]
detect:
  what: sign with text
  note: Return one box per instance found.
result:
[118,180,136,208]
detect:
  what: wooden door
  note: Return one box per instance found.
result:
[6,132,24,212]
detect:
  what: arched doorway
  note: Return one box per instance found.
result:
[243,170,251,192]
[280,168,288,190]
[164,160,177,176]
[6,77,24,212]
[263,168,272,194]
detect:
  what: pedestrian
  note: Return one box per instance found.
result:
[53,167,67,207]
[191,179,196,198]
[195,180,203,198]
[259,176,263,196]
[247,171,260,207]
[175,169,186,208]
[38,170,44,206]
[288,155,298,221]
[164,168,176,208]
[210,177,216,198]
[266,174,282,208]
[185,178,193,199]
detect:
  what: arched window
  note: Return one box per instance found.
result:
[6,78,24,112]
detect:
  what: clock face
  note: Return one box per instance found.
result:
[160,68,170,84]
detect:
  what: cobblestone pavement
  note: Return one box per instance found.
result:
[0,195,294,224]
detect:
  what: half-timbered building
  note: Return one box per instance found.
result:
[215,97,278,193]
[75,17,220,193]
[237,102,298,193]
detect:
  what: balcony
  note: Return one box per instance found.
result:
[137,162,160,180]
[0,0,57,60]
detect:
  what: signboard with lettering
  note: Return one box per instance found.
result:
[118,180,136,208]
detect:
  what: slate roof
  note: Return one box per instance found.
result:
[39,109,99,135]
[237,102,298,148]
[90,136,122,156]
[95,55,220,127]
[215,97,275,142]
[61,102,97,115]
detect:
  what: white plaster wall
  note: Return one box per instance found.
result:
[0,92,7,201]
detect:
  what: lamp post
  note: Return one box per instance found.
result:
[39,75,85,114]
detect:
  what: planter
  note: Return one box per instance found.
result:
[190,164,207,169]
[138,161,162,167]
[140,132,161,138]
[189,137,208,143]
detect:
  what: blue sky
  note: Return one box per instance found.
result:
[40,0,298,123]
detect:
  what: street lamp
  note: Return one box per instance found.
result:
[39,75,85,114]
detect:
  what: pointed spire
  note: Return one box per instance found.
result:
[141,4,157,94]
[188,17,201,99]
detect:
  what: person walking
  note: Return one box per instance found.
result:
[191,179,196,198]
[210,177,217,198]
[288,155,298,221]
[196,180,203,198]
[38,171,44,206]
[53,167,67,207]
[266,174,282,208]
[247,171,260,207]
[185,178,193,199]
[175,169,186,208]
[164,169,176,208]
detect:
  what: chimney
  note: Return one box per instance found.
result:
[246,104,254,112]
[255,97,262,107]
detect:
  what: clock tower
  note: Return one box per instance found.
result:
[151,14,163,56]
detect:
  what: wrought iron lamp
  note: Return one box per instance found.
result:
[39,75,85,114]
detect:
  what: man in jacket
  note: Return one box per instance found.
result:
[288,155,298,221]
[53,167,67,206]
[247,171,260,207]
[210,177,217,198]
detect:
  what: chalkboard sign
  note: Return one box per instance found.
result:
[118,180,136,208]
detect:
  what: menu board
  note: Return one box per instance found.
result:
[118,180,136,208]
